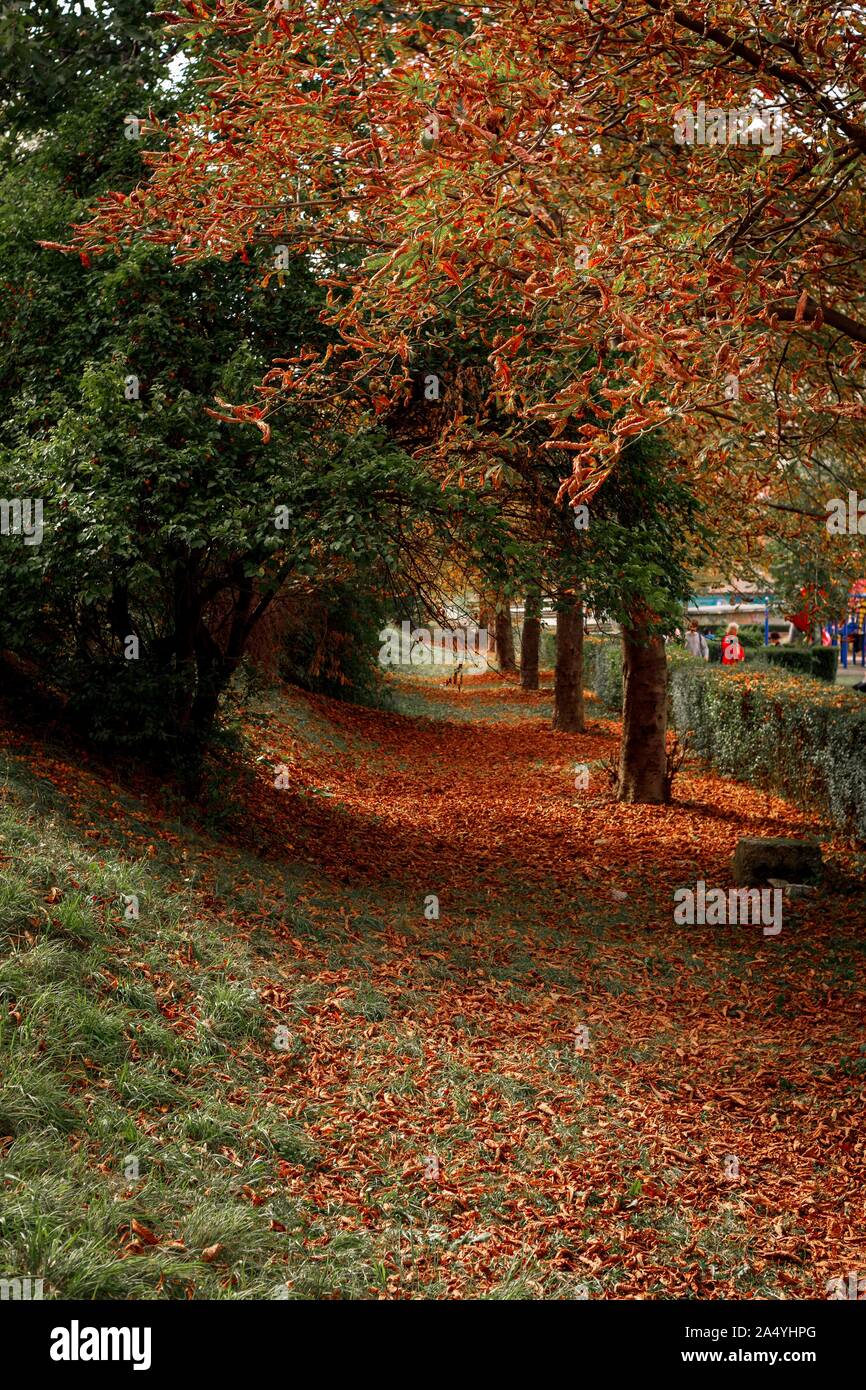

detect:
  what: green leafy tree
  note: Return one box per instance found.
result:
[0,13,475,764]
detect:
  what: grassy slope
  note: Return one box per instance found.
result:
[1,674,864,1299]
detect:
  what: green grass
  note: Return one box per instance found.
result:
[0,774,322,1299]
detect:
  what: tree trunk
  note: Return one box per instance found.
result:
[520,589,541,690]
[172,560,200,730]
[552,597,585,731]
[495,605,517,673]
[618,621,668,803]
[478,603,493,656]
[191,572,255,736]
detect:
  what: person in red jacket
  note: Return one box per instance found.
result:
[721,622,745,664]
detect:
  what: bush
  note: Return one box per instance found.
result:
[763,646,814,677]
[589,637,623,710]
[278,581,390,706]
[669,655,866,838]
[810,645,841,682]
[761,645,839,682]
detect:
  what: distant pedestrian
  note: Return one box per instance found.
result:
[721,622,745,664]
[769,631,782,647]
[685,620,709,661]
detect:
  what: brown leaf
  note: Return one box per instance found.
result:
[130,1219,160,1246]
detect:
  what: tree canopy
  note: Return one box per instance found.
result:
[70,1,866,519]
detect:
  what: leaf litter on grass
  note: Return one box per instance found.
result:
[0,673,864,1299]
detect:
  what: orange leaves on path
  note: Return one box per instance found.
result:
[2,676,864,1298]
[226,677,864,1297]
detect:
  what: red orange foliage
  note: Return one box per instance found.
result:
[72,1,866,512]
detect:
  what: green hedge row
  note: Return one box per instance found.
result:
[760,645,839,682]
[705,637,836,678]
[590,636,623,710]
[671,655,866,838]
[539,628,558,668]
[588,638,866,837]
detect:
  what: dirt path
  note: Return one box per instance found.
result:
[222,675,866,1298]
[237,674,822,894]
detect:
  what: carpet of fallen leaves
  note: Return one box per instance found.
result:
[2,671,865,1298]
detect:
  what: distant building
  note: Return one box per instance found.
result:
[688,577,780,630]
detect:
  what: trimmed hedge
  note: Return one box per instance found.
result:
[763,646,812,676]
[669,655,866,839]
[761,645,839,682]
[590,636,623,710]
[588,638,866,837]
[689,638,835,680]
[811,646,841,682]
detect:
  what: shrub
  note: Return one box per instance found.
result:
[763,646,814,677]
[761,645,839,682]
[589,637,623,710]
[810,645,841,682]
[669,656,866,838]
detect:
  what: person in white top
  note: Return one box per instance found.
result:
[685,619,709,660]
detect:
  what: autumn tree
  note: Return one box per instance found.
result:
[767,455,866,637]
[68,0,866,795]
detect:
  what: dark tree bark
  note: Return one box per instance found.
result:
[552,596,585,731]
[495,605,517,673]
[108,582,134,648]
[618,619,668,803]
[520,589,541,690]
[172,557,200,730]
[191,570,255,734]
